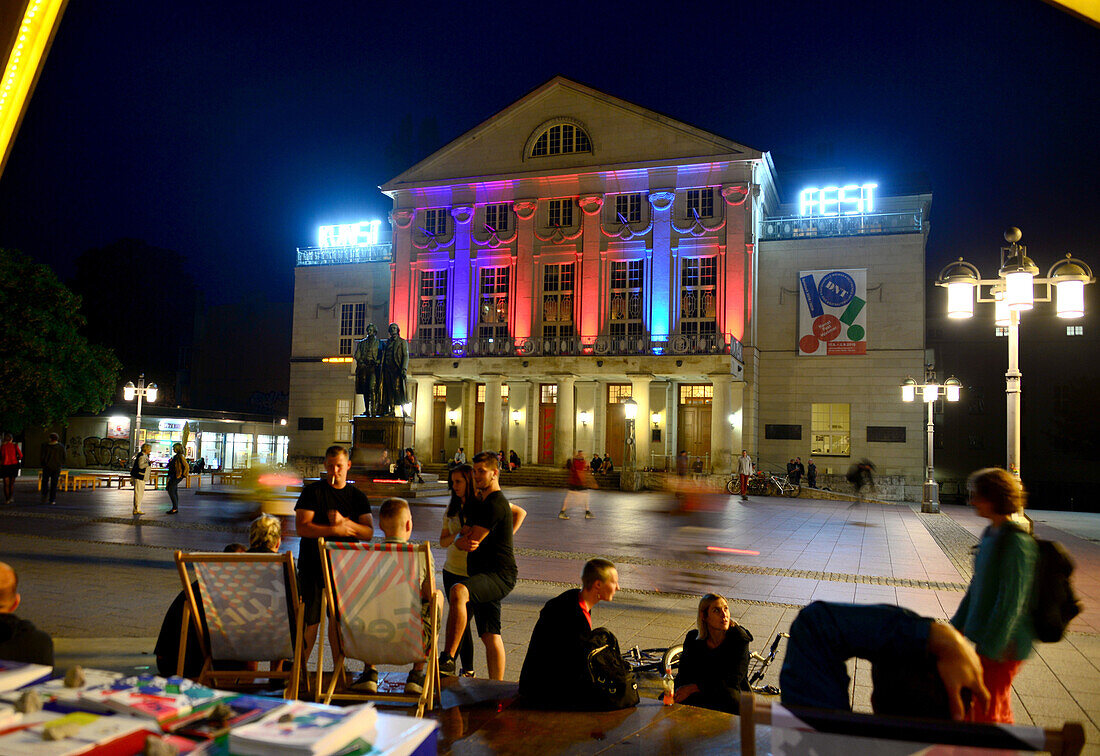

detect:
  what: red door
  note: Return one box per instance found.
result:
[538,404,556,464]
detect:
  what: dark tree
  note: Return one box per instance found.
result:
[0,249,122,432]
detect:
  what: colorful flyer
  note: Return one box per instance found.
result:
[798,269,867,356]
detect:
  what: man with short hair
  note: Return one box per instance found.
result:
[294,445,374,662]
[737,449,754,501]
[519,558,619,707]
[439,451,517,680]
[0,561,53,666]
[131,443,152,516]
[40,432,65,505]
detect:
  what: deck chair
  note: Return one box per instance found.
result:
[174,551,304,699]
[739,691,1085,756]
[316,539,441,717]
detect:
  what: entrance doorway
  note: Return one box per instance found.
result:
[431,385,446,463]
[677,384,713,468]
[538,384,557,464]
[604,384,632,467]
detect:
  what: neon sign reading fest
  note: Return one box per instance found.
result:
[317,220,381,248]
[799,183,877,217]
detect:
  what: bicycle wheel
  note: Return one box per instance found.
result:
[784,483,801,498]
[766,480,781,496]
[726,478,738,495]
[663,644,683,672]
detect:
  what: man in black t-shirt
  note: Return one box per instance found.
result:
[295,445,374,662]
[439,451,517,680]
[0,561,53,667]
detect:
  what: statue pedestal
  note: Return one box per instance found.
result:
[352,415,414,457]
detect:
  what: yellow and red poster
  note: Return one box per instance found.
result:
[798,269,867,356]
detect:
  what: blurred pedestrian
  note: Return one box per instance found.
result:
[39,432,65,505]
[560,450,592,519]
[737,450,753,501]
[1,433,22,505]
[165,442,189,514]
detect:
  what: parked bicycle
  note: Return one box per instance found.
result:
[747,631,789,695]
[635,631,788,696]
[726,471,800,498]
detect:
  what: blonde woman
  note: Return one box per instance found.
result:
[951,468,1037,723]
[674,593,753,713]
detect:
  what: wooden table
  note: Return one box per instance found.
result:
[210,471,244,486]
[71,474,110,490]
[37,470,70,491]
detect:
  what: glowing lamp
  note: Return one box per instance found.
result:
[146,383,158,403]
[1050,257,1091,319]
[623,398,638,421]
[650,412,661,428]
[901,377,917,402]
[511,409,521,425]
[1000,248,1039,311]
[123,382,135,401]
[922,383,939,403]
[727,413,736,427]
[993,289,1010,327]
[447,410,458,425]
[578,411,592,426]
[280,418,287,426]
[946,281,975,319]
[944,377,962,402]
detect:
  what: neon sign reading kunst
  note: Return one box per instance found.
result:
[317,220,381,247]
[799,184,877,217]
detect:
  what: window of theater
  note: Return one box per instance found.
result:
[542,262,575,342]
[339,302,366,355]
[478,267,510,339]
[540,384,557,404]
[615,193,642,223]
[422,208,448,237]
[607,384,633,404]
[476,384,509,402]
[485,204,510,233]
[336,399,351,443]
[679,384,713,404]
[418,270,448,340]
[609,260,644,337]
[812,403,851,456]
[548,198,573,228]
[530,123,592,157]
[680,257,717,337]
[686,188,714,219]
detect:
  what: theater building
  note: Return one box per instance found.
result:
[288,77,929,491]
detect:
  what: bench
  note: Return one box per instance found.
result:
[37,470,70,491]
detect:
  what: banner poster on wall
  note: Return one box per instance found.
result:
[798,269,867,356]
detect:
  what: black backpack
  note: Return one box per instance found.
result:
[130,454,144,479]
[583,627,639,711]
[1030,538,1082,643]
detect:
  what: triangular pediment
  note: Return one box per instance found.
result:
[381,77,761,191]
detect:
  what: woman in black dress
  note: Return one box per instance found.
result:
[674,593,753,713]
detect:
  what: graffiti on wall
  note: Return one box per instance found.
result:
[65,436,130,468]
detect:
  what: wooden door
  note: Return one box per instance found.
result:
[432,400,446,463]
[604,403,626,466]
[538,404,556,464]
[678,405,712,461]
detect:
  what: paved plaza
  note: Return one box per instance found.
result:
[2,475,1099,752]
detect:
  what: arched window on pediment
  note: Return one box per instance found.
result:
[526,118,593,158]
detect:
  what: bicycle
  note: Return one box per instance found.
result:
[727,471,800,498]
[637,631,788,696]
[747,631,789,696]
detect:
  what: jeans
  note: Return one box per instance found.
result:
[166,477,180,510]
[42,470,61,502]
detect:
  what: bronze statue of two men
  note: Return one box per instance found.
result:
[354,323,408,417]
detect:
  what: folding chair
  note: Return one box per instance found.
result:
[174,551,305,699]
[316,540,441,717]
[739,690,1085,756]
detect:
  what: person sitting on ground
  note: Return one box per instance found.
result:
[780,601,990,721]
[0,561,53,667]
[674,593,753,713]
[508,449,521,471]
[451,447,466,468]
[590,453,603,474]
[518,558,619,708]
[374,497,444,696]
[602,454,614,474]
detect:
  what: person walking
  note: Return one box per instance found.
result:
[0,433,22,505]
[559,450,592,519]
[737,450,754,501]
[950,468,1037,724]
[130,443,152,516]
[165,443,189,514]
[807,458,817,489]
[39,433,65,505]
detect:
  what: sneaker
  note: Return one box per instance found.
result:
[404,669,426,695]
[460,669,475,678]
[584,511,594,519]
[558,511,569,520]
[133,510,144,516]
[439,653,457,677]
[167,509,178,514]
[349,667,378,693]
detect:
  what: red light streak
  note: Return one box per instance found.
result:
[706,546,760,556]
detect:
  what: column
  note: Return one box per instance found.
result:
[629,375,652,470]
[389,209,415,333]
[554,375,576,465]
[412,376,435,457]
[483,375,503,456]
[578,195,604,342]
[721,184,752,345]
[506,379,530,464]
[512,200,538,342]
[450,206,474,341]
[648,191,675,342]
[461,380,477,454]
[709,373,734,474]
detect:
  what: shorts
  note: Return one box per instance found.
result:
[465,571,515,637]
[298,564,323,626]
[0,464,18,478]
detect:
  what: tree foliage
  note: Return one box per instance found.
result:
[0,249,122,432]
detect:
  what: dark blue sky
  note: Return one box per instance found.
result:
[1,0,1097,303]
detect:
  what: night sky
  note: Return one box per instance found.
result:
[1,1,1097,304]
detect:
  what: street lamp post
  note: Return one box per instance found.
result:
[123,374,158,460]
[621,397,640,491]
[936,228,1093,478]
[901,368,962,513]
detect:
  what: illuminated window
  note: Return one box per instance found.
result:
[339,302,366,355]
[432,384,447,400]
[476,384,509,402]
[548,199,573,227]
[679,257,717,338]
[418,270,448,340]
[811,403,850,456]
[678,384,713,405]
[336,399,351,442]
[541,263,575,343]
[422,208,448,237]
[530,123,592,157]
[540,384,558,404]
[1067,325,1083,336]
[478,266,510,339]
[607,384,633,404]
[485,204,510,232]
[686,188,714,219]
[995,326,1009,337]
[609,260,644,338]
[615,194,642,223]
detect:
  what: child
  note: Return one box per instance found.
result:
[378,497,444,695]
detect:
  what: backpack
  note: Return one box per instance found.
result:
[1030,538,1082,643]
[583,627,639,710]
[130,454,144,479]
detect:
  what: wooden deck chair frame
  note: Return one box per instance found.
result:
[315,539,441,717]
[174,550,305,699]
[738,691,1085,756]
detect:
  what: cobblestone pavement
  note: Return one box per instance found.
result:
[1,476,1098,751]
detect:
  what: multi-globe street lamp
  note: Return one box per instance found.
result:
[122,374,158,459]
[936,228,1093,478]
[901,368,962,514]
